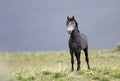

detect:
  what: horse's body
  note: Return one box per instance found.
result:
[66,16,90,71]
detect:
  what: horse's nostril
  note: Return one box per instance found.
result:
[68,29,72,33]
[67,30,72,34]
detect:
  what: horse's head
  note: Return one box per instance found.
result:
[66,16,78,34]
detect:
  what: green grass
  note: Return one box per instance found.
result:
[0,49,120,81]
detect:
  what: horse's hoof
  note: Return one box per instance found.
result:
[76,68,80,71]
[88,67,90,69]
[71,69,74,72]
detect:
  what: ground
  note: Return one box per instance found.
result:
[0,49,120,81]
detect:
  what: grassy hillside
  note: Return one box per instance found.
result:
[0,50,120,81]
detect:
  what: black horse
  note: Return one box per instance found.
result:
[66,16,90,71]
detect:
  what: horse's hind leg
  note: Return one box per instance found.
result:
[83,46,90,69]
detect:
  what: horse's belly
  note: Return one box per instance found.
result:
[80,33,88,49]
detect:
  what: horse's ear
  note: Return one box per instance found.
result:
[72,16,74,19]
[67,16,69,20]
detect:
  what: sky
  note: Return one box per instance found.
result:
[0,0,120,52]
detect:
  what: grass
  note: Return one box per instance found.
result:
[0,49,120,81]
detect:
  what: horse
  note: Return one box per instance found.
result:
[66,16,90,71]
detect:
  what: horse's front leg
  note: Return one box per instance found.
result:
[75,51,81,71]
[70,50,74,71]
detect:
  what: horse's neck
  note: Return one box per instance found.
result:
[70,28,80,39]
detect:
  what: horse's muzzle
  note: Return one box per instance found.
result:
[67,26,74,34]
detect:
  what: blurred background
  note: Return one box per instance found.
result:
[0,0,120,52]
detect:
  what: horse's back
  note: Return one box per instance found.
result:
[80,33,88,49]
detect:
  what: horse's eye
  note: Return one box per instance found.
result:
[70,21,75,24]
[71,22,74,24]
